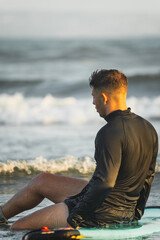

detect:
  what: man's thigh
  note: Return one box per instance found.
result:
[30,173,89,203]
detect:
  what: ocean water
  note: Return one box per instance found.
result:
[0,37,160,239]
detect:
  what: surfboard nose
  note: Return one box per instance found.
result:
[22,228,82,240]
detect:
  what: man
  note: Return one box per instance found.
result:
[0,69,158,229]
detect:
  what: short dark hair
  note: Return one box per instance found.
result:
[89,69,128,92]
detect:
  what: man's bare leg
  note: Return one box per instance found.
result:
[1,173,88,220]
[11,202,69,230]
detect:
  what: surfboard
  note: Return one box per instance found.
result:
[22,207,160,240]
[80,207,160,239]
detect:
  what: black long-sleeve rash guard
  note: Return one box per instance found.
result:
[65,108,158,228]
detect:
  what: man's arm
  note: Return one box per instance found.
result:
[67,128,122,227]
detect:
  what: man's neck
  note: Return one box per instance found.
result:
[105,102,128,117]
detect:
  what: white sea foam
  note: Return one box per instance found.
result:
[0,93,160,125]
[0,155,160,177]
[0,156,95,175]
[0,93,96,125]
[0,155,96,176]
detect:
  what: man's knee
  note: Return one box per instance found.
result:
[27,172,54,195]
[11,219,23,230]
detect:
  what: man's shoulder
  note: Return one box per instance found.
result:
[131,112,158,135]
[123,111,158,147]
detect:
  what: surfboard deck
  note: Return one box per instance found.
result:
[80,207,160,239]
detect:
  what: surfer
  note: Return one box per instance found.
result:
[0,69,158,229]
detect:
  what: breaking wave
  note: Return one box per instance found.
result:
[0,93,160,125]
[0,155,160,178]
[0,156,95,177]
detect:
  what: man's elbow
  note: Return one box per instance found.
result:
[99,182,114,196]
[103,180,115,192]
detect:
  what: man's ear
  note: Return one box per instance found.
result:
[102,92,108,104]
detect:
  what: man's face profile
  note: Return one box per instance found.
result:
[92,88,106,118]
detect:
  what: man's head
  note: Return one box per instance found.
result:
[89,69,128,117]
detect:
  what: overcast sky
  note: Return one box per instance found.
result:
[0,0,160,38]
[1,0,160,13]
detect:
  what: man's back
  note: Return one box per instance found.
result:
[99,108,158,210]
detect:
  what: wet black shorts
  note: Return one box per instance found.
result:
[64,198,135,228]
